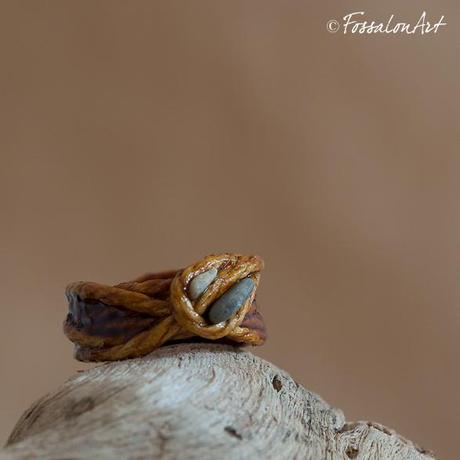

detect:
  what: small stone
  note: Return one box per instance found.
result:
[189,268,218,300]
[208,278,255,324]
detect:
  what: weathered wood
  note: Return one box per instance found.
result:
[1,344,433,459]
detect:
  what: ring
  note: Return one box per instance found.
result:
[63,253,267,361]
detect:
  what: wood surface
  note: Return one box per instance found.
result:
[1,344,434,459]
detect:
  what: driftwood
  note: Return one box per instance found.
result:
[1,344,433,459]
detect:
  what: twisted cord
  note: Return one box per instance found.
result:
[64,253,265,361]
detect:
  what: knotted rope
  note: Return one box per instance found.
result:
[64,253,266,361]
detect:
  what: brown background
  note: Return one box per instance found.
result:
[0,1,458,458]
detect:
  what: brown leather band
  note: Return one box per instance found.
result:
[64,254,266,361]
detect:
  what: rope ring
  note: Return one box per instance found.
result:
[64,253,266,361]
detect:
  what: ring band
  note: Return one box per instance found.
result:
[64,253,267,361]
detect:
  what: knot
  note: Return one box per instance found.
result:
[64,253,266,361]
[171,253,264,341]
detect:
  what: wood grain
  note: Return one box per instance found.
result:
[1,344,433,459]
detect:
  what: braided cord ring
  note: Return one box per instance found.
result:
[64,253,266,361]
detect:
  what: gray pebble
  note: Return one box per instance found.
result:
[208,278,255,324]
[189,268,218,300]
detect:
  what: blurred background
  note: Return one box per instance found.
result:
[0,1,458,458]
